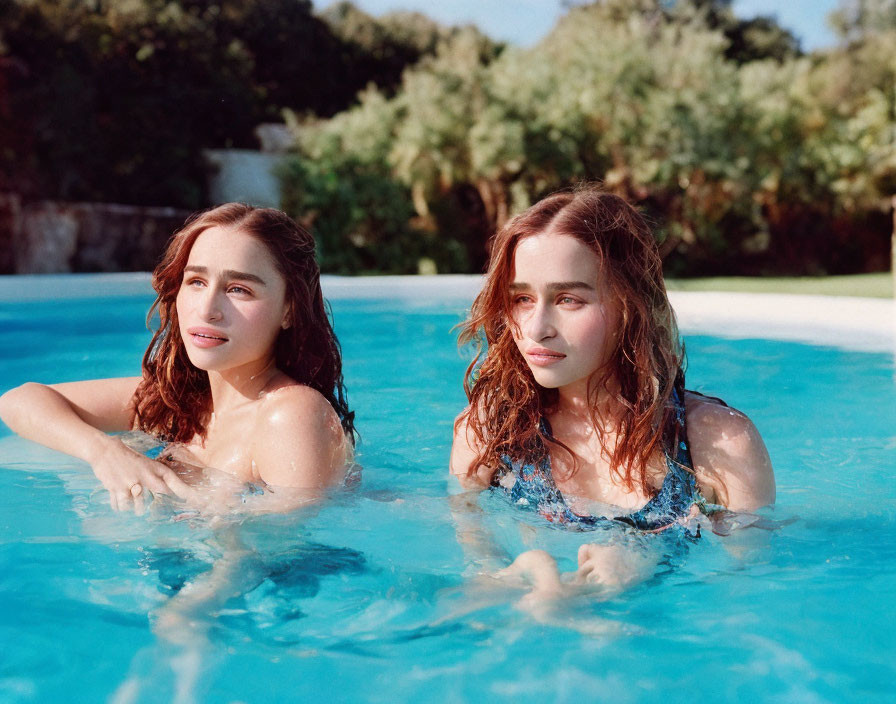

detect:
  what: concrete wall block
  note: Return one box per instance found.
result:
[1,196,190,273]
[76,204,124,271]
[19,203,80,273]
[0,193,21,274]
[205,149,286,209]
[75,203,188,272]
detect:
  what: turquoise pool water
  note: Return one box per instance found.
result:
[0,292,894,703]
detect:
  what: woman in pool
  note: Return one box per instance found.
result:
[0,203,355,511]
[450,187,774,591]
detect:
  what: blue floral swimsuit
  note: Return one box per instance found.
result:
[491,373,705,538]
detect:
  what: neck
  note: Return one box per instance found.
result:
[555,374,620,427]
[206,356,280,414]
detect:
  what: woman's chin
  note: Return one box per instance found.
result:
[183,350,226,373]
[528,370,567,390]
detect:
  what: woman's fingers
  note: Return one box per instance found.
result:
[141,467,173,496]
[157,465,196,500]
[111,489,129,512]
[577,542,599,565]
[133,490,146,516]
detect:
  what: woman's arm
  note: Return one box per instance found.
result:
[0,377,139,441]
[0,378,187,508]
[149,450,326,517]
[686,395,775,512]
[448,411,515,571]
[449,412,494,490]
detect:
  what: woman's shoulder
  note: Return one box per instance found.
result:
[249,382,346,487]
[256,382,341,432]
[684,391,775,511]
[684,391,749,433]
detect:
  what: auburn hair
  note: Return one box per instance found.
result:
[131,203,355,443]
[457,187,682,495]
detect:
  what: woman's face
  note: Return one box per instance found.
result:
[176,225,289,376]
[509,231,619,395]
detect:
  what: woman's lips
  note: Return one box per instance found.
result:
[187,327,228,348]
[526,347,566,367]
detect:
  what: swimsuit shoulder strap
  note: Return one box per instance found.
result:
[661,369,700,492]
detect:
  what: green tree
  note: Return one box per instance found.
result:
[281,88,467,273]
[829,0,896,40]
[0,0,452,207]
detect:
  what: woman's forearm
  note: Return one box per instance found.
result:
[1,382,191,505]
[0,382,119,463]
[449,490,510,571]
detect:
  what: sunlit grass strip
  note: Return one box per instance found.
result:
[666,273,891,299]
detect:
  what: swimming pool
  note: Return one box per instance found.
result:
[0,276,893,703]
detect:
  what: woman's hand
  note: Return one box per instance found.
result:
[573,542,657,593]
[87,435,192,512]
[0,379,195,511]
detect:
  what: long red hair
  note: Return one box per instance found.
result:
[131,203,355,443]
[457,187,682,495]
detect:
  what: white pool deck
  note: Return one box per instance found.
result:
[0,272,892,354]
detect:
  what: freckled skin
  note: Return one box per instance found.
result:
[684,394,775,511]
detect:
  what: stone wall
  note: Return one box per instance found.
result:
[0,194,190,274]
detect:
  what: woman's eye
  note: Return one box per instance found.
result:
[228,285,251,296]
[185,277,205,288]
[558,295,582,305]
[512,295,534,306]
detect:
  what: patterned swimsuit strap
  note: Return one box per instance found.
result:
[663,369,694,473]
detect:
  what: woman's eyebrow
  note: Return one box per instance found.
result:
[548,281,595,291]
[509,281,595,291]
[184,265,267,286]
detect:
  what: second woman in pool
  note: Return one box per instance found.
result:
[450,187,774,593]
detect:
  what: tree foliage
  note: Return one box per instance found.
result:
[829,0,896,40]
[282,0,895,274]
[3,0,893,274]
[0,0,453,208]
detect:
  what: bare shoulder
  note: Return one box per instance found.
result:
[450,406,493,490]
[260,383,338,419]
[256,384,343,441]
[685,392,775,511]
[251,384,347,489]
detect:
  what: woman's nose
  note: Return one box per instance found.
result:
[523,303,556,341]
[197,288,223,322]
